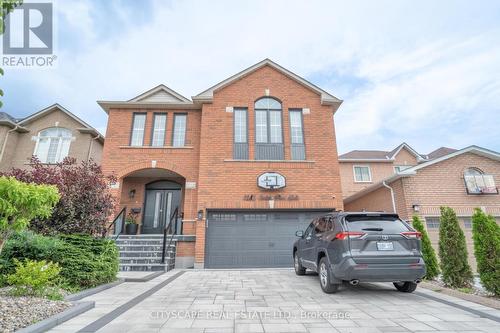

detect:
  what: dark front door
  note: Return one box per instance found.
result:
[142,181,181,234]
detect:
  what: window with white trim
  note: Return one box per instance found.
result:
[172,114,187,147]
[353,165,371,182]
[130,113,146,146]
[464,167,498,194]
[34,128,72,163]
[254,97,284,160]
[151,113,167,147]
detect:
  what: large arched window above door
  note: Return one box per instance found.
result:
[34,127,73,164]
[254,97,284,160]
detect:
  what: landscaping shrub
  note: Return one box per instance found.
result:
[0,176,59,255]
[411,215,440,280]
[0,231,118,289]
[2,157,116,236]
[7,259,62,299]
[438,206,473,288]
[471,208,500,296]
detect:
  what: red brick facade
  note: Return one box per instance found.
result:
[101,62,343,267]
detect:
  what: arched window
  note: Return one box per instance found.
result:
[34,127,72,163]
[254,97,284,160]
[464,167,498,194]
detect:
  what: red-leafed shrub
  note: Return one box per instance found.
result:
[2,157,116,236]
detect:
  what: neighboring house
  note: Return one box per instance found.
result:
[0,104,104,172]
[344,145,500,269]
[339,143,456,198]
[99,59,344,269]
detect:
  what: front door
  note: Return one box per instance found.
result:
[142,181,182,234]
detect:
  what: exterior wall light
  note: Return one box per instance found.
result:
[412,204,420,212]
[197,210,204,220]
[129,189,136,199]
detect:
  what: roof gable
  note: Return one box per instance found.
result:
[129,84,191,103]
[193,59,342,106]
[339,142,426,162]
[388,143,425,161]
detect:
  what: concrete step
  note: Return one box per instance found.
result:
[119,258,173,265]
[115,239,176,246]
[117,245,164,251]
[116,234,166,239]
[119,251,162,258]
[118,262,173,272]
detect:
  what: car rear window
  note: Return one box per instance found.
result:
[345,215,410,233]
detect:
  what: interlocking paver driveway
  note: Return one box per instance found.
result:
[55,269,500,333]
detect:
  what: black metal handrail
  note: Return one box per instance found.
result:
[103,206,126,239]
[161,206,179,264]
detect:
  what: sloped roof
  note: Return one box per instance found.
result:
[426,147,457,160]
[339,143,425,162]
[0,111,18,123]
[344,145,500,203]
[193,58,343,107]
[128,84,191,103]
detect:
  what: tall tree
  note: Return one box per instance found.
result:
[438,206,473,288]
[471,208,500,296]
[412,215,440,280]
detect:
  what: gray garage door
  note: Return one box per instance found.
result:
[205,210,328,268]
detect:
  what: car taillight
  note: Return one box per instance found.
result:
[400,231,422,239]
[335,232,366,240]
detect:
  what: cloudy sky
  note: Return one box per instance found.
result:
[3,0,500,154]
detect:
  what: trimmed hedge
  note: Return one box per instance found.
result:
[438,206,473,288]
[0,231,118,289]
[471,208,500,296]
[412,215,440,280]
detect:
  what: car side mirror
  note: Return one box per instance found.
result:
[295,230,304,238]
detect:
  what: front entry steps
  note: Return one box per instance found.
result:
[115,234,177,272]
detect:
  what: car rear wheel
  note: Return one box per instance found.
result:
[319,257,340,293]
[393,281,418,293]
[294,253,306,275]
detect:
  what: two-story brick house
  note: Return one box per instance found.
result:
[99,59,344,269]
[0,104,104,172]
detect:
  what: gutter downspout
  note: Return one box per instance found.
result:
[87,134,101,162]
[0,125,18,165]
[382,180,397,213]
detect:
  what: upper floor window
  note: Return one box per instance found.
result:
[130,113,146,146]
[151,113,167,147]
[353,165,372,182]
[233,108,248,159]
[34,127,72,164]
[425,217,440,229]
[254,97,284,160]
[172,114,187,147]
[464,167,498,194]
[289,109,305,160]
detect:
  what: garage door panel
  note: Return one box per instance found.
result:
[205,210,327,268]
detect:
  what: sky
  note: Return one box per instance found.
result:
[2,0,500,155]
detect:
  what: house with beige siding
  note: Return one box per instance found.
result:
[0,104,104,172]
[343,145,500,269]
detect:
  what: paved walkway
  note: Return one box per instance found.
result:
[50,269,500,333]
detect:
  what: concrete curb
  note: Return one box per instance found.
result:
[16,301,95,333]
[65,279,124,301]
[123,271,165,282]
[419,281,500,310]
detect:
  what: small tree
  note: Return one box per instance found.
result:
[471,208,500,296]
[0,176,59,254]
[412,215,440,280]
[3,157,116,235]
[438,206,473,288]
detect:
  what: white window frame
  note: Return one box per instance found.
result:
[172,113,187,147]
[33,128,73,164]
[151,113,167,147]
[353,165,372,183]
[130,113,146,146]
[424,216,440,229]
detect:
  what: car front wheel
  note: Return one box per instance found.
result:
[393,281,418,293]
[318,257,340,293]
[294,252,306,275]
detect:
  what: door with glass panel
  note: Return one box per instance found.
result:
[142,181,181,234]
